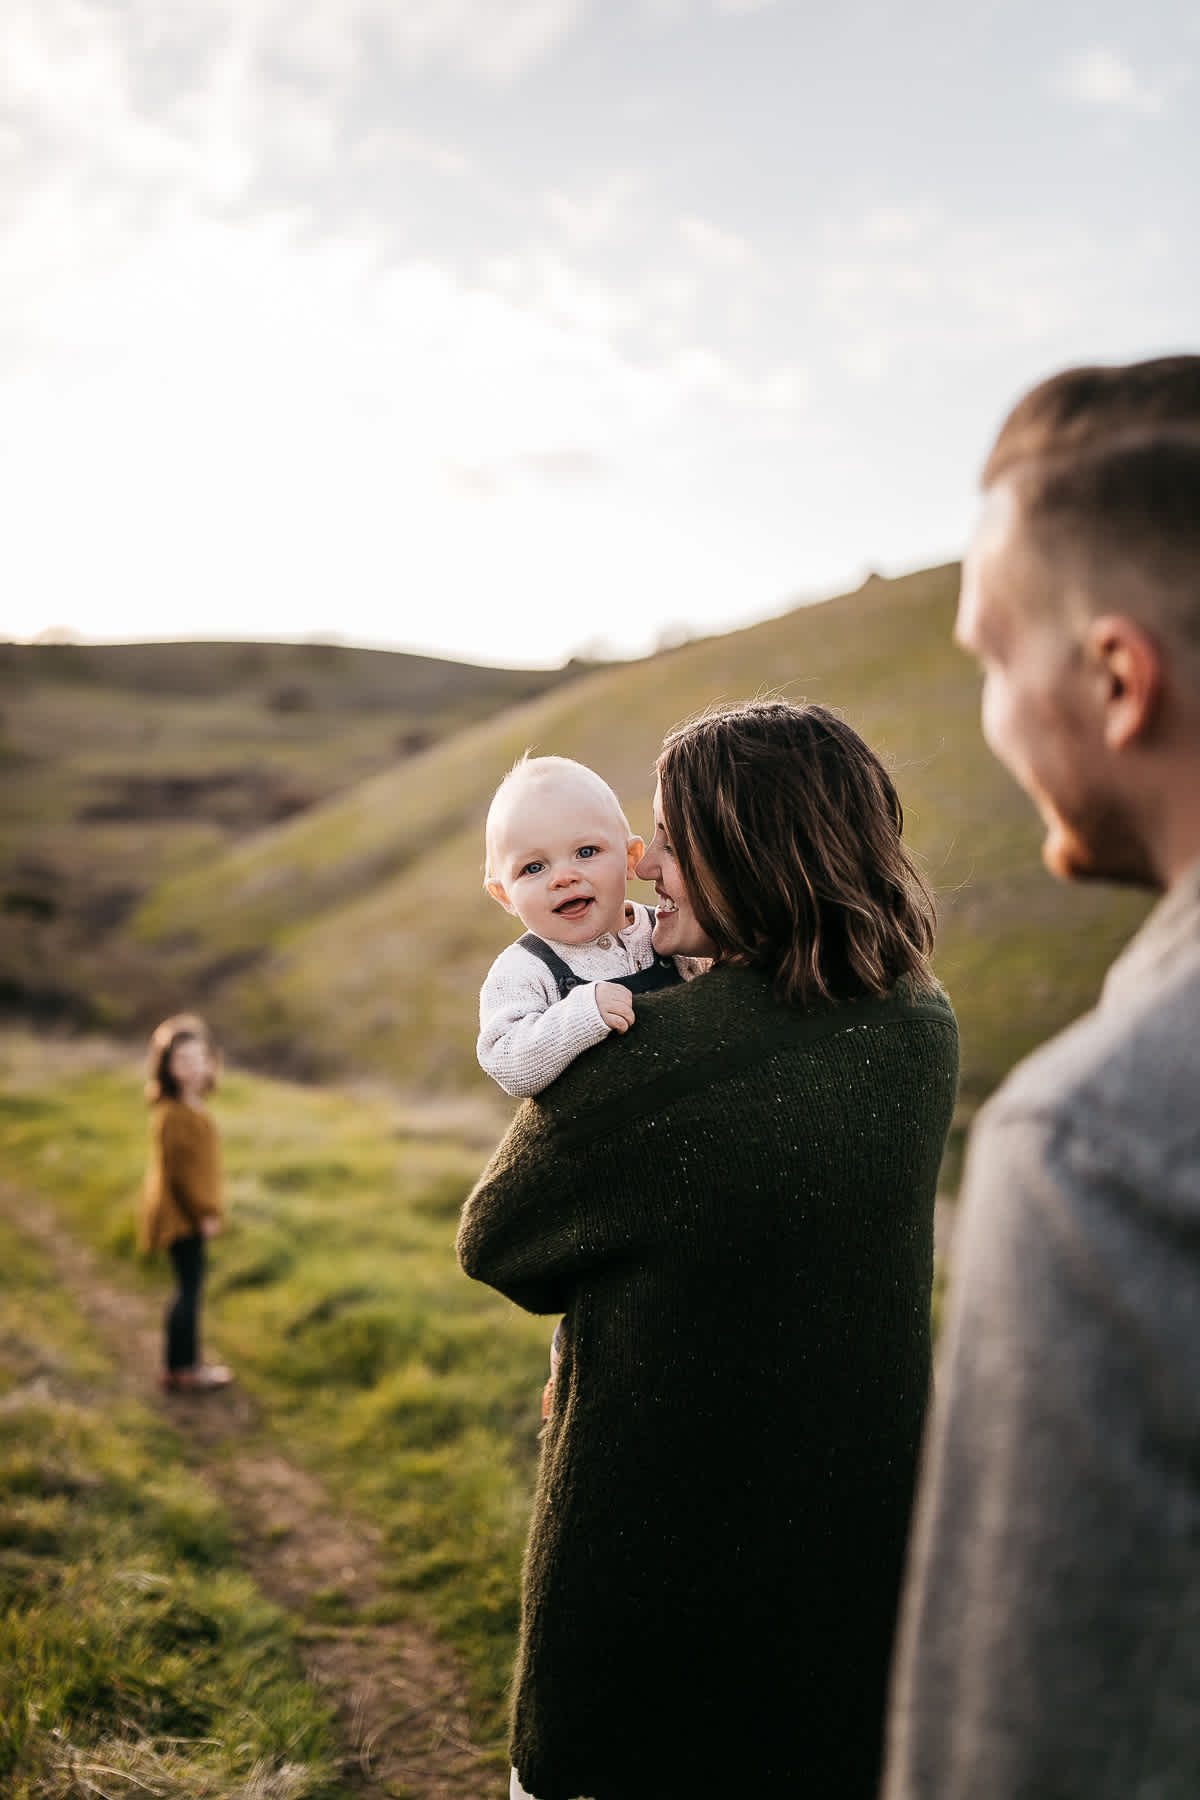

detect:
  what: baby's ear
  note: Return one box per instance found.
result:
[625,836,645,877]
[486,879,518,916]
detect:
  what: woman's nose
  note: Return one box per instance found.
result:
[634,847,655,881]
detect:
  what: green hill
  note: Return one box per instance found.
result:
[107,565,1149,1113]
[0,637,595,1031]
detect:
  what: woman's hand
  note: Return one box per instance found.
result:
[595,982,635,1034]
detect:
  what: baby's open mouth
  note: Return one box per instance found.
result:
[554,896,593,918]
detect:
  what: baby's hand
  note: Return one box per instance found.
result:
[595,982,635,1034]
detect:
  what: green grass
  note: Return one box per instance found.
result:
[0,1032,549,1759]
[0,1206,339,1799]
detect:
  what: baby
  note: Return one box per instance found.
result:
[478,753,689,1100]
[478,752,697,1421]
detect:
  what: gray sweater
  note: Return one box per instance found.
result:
[459,964,959,1800]
[885,857,1200,1799]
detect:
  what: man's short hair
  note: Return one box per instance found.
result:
[982,354,1200,645]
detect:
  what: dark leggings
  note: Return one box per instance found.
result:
[166,1233,207,1372]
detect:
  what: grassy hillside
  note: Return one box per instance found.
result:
[0,1030,551,1769]
[0,1184,339,1798]
[0,638,593,1031]
[124,565,1149,1112]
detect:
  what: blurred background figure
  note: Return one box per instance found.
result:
[139,1013,232,1393]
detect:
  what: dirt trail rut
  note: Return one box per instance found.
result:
[2,1183,496,1800]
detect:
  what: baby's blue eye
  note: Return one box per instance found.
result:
[519,861,545,877]
[577,845,598,859]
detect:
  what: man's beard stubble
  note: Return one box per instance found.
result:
[1039,788,1160,892]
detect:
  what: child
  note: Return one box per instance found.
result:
[478,754,699,1418]
[138,1013,233,1393]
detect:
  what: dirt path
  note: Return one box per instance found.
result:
[0,1182,496,1800]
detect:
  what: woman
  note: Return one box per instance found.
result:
[138,1013,233,1392]
[457,701,959,1800]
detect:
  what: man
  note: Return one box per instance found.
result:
[884,355,1200,1799]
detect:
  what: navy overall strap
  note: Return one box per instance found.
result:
[517,906,680,1002]
[517,931,583,1001]
[616,957,683,994]
[615,905,683,993]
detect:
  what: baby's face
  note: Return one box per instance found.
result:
[487,773,639,945]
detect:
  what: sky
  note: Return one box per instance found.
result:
[3,1,1197,669]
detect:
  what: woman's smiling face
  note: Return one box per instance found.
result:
[636,781,717,959]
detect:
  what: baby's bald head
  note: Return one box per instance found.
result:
[484,755,632,885]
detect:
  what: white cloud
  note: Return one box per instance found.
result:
[5,0,241,199]
[861,206,938,247]
[545,174,641,249]
[818,210,1139,388]
[516,447,608,480]
[483,248,643,339]
[350,125,471,179]
[645,0,779,14]
[384,0,586,82]
[838,333,891,385]
[2,0,1194,664]
[1055,45,1169,115]
[636,0,690,24]
[449,447,608,496]
[1,56,795,656]
[757,365,809,413]
[678,213,758,271]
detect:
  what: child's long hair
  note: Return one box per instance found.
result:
[145,1014,218,1104]
[656,700,937,1007]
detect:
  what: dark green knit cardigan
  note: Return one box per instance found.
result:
[458,963,959,1800]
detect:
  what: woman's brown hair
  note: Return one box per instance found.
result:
[145,1013,217,1104]
[656,700,937,1007]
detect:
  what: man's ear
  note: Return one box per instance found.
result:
[486,879,518,917]
[625,837,645,877]
[1089,615,1162,750]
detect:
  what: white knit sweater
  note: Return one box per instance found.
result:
[478,903,671,1099]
